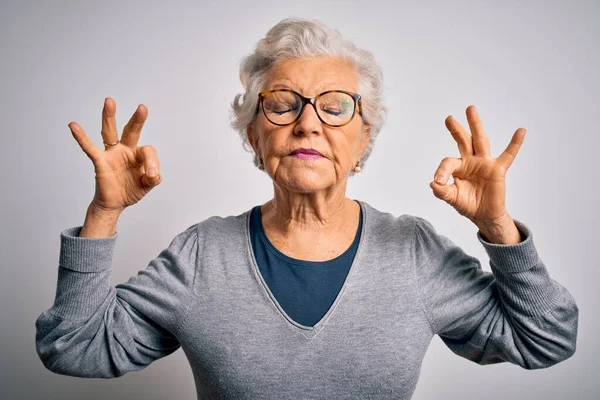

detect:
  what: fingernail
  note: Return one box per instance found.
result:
[435,175,444,183]
[148,168,157,177]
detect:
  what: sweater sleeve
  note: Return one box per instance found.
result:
[35,224,199,378]
[413,216,578,369]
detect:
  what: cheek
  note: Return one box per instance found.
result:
[330,130,361,160]
[253,121,274,152]
[260,130,289,158]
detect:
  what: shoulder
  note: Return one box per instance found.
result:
[181,208,251,251]
[162,209,250,267]
[359,200,427,236]
[193,209,249,234]
[359,201,450,251]
[359,201,425,252]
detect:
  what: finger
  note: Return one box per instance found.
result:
[445,115,473,157]
[430,179,457,204]
[135,145,161,180]
[497,128,526,169]
[101,97,119,147]
[68,122,102,162]
[121,104,148,148]
[466,105,491,157]
[433,157,463,185]
[142,168,162,188]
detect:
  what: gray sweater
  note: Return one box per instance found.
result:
[35,201,579,399]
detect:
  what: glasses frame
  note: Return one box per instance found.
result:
[256,89,363,127]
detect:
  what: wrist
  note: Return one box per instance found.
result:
[475,214,522,245]
[81,203,122,238]
[87,201,124,219]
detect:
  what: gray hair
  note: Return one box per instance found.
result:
[230,17,387,171]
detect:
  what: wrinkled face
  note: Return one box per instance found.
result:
[247,56,371,194]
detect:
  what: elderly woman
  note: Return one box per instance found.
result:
[36,18,578,399]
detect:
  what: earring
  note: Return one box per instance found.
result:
[353,161,362,173]
[258,158,265,170]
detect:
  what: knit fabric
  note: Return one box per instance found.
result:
[35,200,579,399]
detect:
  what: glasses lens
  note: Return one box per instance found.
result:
[262,91,301,125]
[316,92,355,126]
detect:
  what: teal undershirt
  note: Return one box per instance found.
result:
[249,204,363,327]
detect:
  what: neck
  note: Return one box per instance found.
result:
[263,181,355,234]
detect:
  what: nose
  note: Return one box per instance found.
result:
[293,102,323,136]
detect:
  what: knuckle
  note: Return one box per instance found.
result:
[142,144,156,154]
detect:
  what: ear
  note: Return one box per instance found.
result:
[247,124,260,154]
[359,125,372,155]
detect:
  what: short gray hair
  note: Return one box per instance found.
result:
[230,17,387,171]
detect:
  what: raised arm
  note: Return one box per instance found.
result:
[35,215,198,378]
[413,216,578,369]
[35,97,197,377]
[419,104,578,367]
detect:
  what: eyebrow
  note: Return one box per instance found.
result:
[267,82,354,95]
[270,83,295,91]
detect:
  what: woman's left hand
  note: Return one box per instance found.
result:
[430,105,526,234]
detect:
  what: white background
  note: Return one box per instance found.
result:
[1,0,597,399]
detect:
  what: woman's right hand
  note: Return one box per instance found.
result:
[68,97,162,215]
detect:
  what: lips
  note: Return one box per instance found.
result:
[290,148,323,156]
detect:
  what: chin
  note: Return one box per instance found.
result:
[276,170,333,193]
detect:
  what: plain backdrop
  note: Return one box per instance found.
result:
[1,1,598,399]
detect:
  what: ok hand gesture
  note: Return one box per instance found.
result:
[68,98,162,215]
[430,105,526,238]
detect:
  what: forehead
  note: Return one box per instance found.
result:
[264,56,358,95]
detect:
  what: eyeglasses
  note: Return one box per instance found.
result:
[257,89,362,127]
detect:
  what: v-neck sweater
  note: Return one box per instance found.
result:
[35,200,579,399]
[249,203,362,327]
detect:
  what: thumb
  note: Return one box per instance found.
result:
[142,171,162,188]
[430,180,456,204]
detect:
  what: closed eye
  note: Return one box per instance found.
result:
[321,107,343,116]
[272,108,293,115]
